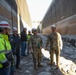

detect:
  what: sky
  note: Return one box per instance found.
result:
[26,0,52,22]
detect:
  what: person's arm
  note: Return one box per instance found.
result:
[29,36,33,53]
[0,41,10,68]
[46,35,50,49]
[59,34,63,50]
[18,35,21,44]
[40,36,43,49]
[20,32,23,41]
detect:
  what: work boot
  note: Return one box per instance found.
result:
[16,67,22,70]
[38,63,43,67]
[56,65,59,69]
[47,62,55,65]
[34,65,38,70]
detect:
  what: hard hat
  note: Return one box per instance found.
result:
[23,27,27,30]
[13,27,18,31]
[34,29,37,32]
[32,28,35,31]
[0,21,10,29]
[51,25,56,28]
[28,30,31,32]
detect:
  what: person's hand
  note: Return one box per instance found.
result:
[45,46,48,50]
[40,46,42,49]
[2,61,11,68]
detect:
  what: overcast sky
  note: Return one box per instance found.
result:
[26,0,52,21]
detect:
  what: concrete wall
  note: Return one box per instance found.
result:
[0,0,32,33]
[42,0,76,35]
[16,0,32,28]
[0,0,17,33]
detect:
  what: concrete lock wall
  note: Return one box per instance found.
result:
[0,0,17,33]
[0,0,32,33]
[41,0,76,48]
[41,0,76,35]
[16,0,32,33]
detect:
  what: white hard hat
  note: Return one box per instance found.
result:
[28,30,31,32]
[51,25,56,28]
[0,21,10,29]
[13,27,18,31]
[23,27,27,30]
[32,28,35,31]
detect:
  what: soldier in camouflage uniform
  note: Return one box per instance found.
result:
[30,29,43,70]
[46,25,63,68]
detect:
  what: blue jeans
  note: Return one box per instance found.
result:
[26,42,29,55]
[0,66,11,75]
[10,64,14,75]
[21,41,26,56]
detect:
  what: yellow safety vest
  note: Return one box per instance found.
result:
[0,34,11,68]
[27,34,31,41]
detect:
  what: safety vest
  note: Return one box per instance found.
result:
[27,34,31,41]
[0,34,11,68]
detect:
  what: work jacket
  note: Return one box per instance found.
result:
[0,34,12,68]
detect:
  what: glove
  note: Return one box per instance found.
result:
[2,61,10,68]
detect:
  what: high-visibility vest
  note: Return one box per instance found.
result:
[0,34,11,68]
[27,34,31,41]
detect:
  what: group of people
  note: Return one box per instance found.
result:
[0,21,63,75]
[0,21,32,75]
[29,25,63,70]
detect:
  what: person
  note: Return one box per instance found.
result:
[21,27,27,56]
[27,30,32,55]
[46,25,63,68]
[0,21,14,75]
[10,27,21,69]
[30,29,43,70]
[31,28,35,35]
[28,30,32,37]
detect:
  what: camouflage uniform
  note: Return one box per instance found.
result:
[46,32,63,67]
[30,35,42,68]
